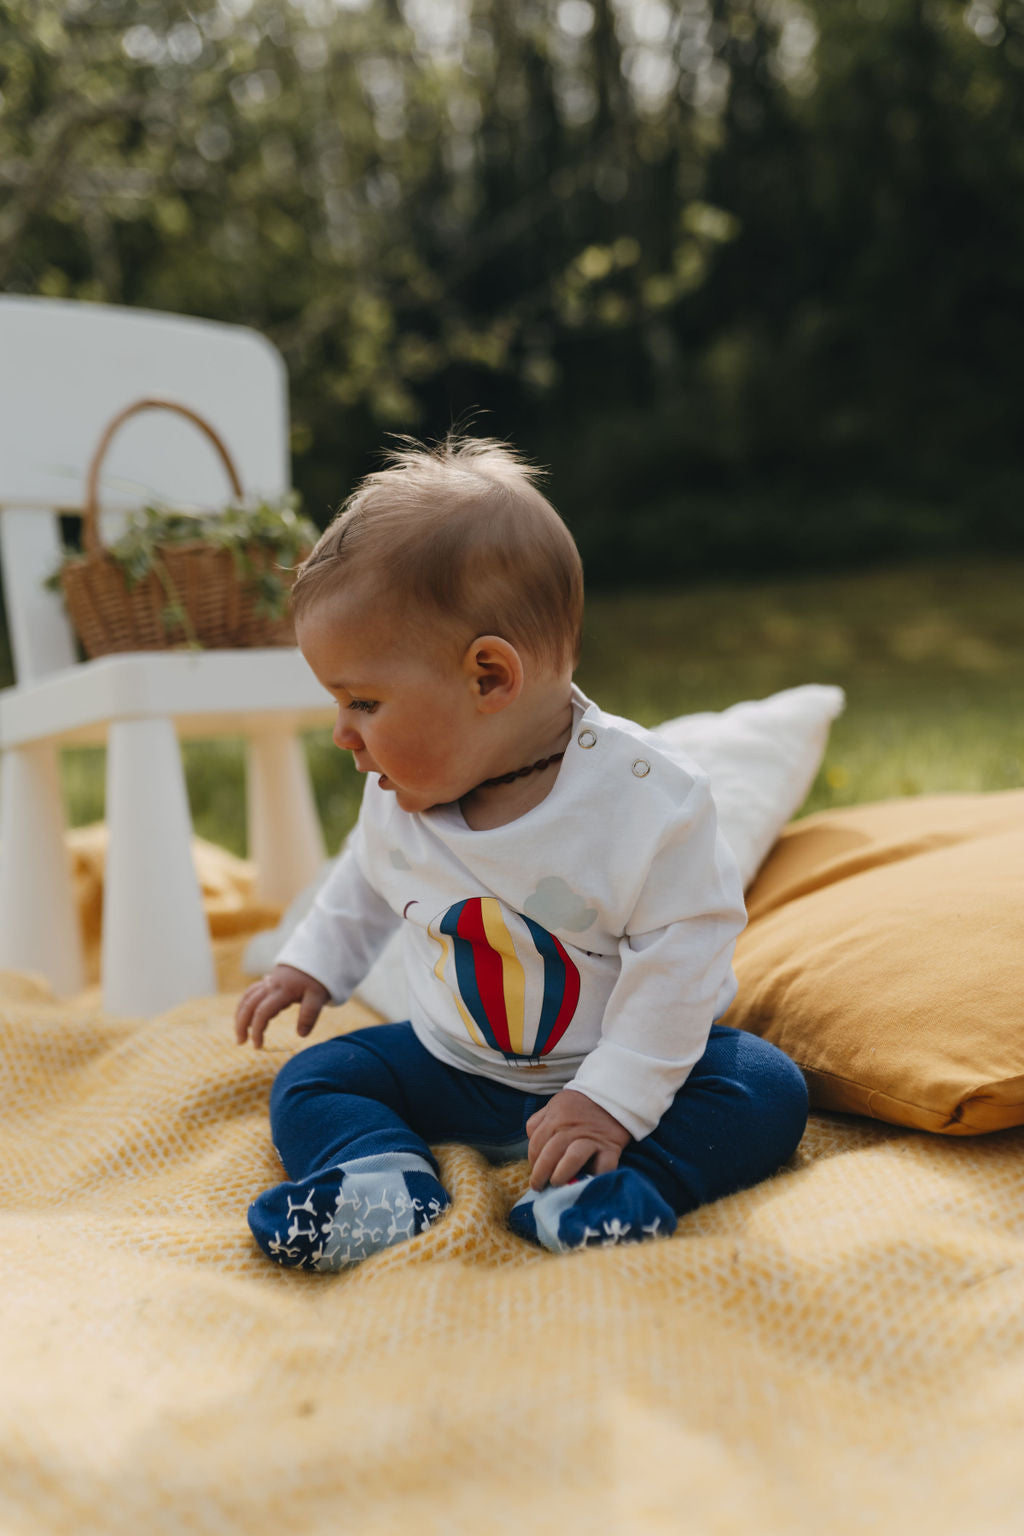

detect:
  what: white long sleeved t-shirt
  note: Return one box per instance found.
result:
[277,686,746,1141]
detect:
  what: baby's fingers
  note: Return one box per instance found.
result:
[244,986,290,1049]
[234,980,269,1044]
[590,1145,622,1177]
[295,986,326,1038]
[530,1134,595,1191]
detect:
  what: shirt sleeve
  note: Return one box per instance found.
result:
[563,774,746,1141]
[275,837,401,1004]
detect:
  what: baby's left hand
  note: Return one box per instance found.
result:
[526,1089,631,1190]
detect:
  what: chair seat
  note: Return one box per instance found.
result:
[0,648,335,749]
[0,646,335,1013]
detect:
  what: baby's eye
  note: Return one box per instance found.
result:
[347,698,378,714]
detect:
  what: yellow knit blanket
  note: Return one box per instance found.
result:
[2,828,1022,1533]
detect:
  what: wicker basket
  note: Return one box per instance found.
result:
[60,398,305,658]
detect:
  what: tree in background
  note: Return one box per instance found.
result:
[1,0,1022,581]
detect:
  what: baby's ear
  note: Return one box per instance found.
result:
[463,635,524,711]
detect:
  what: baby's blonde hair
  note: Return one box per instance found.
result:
[292,434,583,670]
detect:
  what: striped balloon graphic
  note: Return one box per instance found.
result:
[429,897,580,1063]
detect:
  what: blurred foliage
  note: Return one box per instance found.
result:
[2,0,1023,581]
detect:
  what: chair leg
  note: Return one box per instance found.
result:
[246,730,326,908]
[0,742,84,996]
[102,717,216,1016]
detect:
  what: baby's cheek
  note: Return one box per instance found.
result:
[402,752,445,788]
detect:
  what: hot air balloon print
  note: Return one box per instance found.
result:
[429,897,581,1063]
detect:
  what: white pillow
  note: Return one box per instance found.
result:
[654,683,845,889]
[243,684,845,1020]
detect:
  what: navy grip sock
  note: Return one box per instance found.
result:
[509,1168,676,1253]
[249,1152,449,1271]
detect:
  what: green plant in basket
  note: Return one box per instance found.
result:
[48,396,324,657]
[51,491,321,656]
[94,493,316,615]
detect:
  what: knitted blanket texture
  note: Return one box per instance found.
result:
[1,827,1022,1534]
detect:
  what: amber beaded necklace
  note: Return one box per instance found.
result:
[473,750,565,792]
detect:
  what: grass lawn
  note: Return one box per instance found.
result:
[57,557,1024,857]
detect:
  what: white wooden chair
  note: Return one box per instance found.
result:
[0,296,335,1015]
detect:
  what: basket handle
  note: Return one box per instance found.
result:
[82,397,245,557]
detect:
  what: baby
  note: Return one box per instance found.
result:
[235,436,808,1268]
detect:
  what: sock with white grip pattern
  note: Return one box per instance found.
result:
[248,1151,449,1271]
[508,1168,676,1253]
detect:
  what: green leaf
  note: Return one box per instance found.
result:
[48,494,317,639]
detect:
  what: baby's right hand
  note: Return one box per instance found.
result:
[234,963,330,1049]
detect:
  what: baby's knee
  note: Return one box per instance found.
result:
[268,1039,347,1129]
[745,1034,809,1160]
[703,1025,808,1161]
[268,1033,395,1136]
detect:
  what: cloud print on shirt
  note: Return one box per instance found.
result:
[522,877,598,934]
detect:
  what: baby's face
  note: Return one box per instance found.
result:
[297,599,485,814]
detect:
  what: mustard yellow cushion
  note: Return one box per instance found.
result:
[727,791,1024,1134]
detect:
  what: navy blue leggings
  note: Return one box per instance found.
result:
[269,1022,808,1219]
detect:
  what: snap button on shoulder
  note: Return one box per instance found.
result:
[577,729,597,749]
[631,759,651,778]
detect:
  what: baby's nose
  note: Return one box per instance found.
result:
[333,713,363,751]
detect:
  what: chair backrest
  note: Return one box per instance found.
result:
[0,297,290,683]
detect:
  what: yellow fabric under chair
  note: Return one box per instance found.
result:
[3,795,1024,1535]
